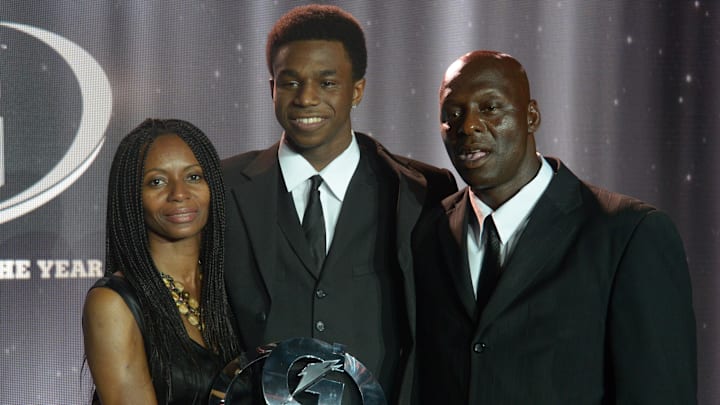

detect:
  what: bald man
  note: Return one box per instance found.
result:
[413,50,696,404]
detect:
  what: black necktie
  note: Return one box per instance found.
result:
[302,175,326,270]
[476,215,501,318]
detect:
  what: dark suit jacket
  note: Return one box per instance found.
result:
[414,157,696,404]
[222,132,457,403]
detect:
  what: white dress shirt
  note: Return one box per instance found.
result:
[278,132,360,253]
[467,155,554,297]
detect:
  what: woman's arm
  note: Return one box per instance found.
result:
[83,287,158,405]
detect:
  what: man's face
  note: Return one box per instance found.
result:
[440,55,540,206]
[271,40,365,169]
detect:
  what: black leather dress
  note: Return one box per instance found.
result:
[91,275,222,404]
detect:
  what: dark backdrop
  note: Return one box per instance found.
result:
[0,1,717,403]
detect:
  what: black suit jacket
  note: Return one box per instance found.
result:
[222,132,456,403]
[414,157,696,404]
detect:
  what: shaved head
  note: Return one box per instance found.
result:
[441,50,531,105]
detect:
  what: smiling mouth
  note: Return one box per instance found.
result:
[165,209,198,223]
[294,117,324,124]
[290,116,327,132]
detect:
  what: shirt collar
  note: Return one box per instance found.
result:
[278,131,360,202]
[470,154,554,243]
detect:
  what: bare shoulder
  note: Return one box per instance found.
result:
[84,283,132,321]
[83,281,156,404]
[83,283,142,348]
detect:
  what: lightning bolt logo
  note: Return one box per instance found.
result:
[292,359,343,397]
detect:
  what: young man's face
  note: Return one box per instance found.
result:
[271,40,365,169]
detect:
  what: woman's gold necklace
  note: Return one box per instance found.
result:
[160,272,203,330]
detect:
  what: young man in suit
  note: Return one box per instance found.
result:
[222,5,456,403]
[413,50,696,404]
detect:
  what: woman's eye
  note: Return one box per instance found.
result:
[147,178,166,187]
[187,174,204,182]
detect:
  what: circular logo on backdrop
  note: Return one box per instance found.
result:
[0,22,112,224]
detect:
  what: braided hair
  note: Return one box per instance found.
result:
[105,118,240,401]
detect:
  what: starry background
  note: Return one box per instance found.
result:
[0,0,717,403]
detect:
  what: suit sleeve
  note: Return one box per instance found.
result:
[424,168,458,206]
[609,210,697,404]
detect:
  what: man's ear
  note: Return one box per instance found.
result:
[527,100,541,132]
[269,78,275,100]
[351,78,366,108]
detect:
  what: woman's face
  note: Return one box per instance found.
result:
[141,134,210,244]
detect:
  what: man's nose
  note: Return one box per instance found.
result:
[461,111,487,135]
[294,83,320,106]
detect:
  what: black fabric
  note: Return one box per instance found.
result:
[221,132,459,404]
[267,149,406,402]
[302,174,326,271]
[91,276,223,405]
[414,158,697,404]
[475,215,501,320]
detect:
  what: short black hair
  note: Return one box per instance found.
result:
[266,4,367,81]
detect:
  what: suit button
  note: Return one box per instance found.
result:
[315,289,327,298]
[256,312,267,322]
[473,342,487,353]
[315,321,326,332]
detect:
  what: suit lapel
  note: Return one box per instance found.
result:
[227,144,281,295]
[232,143,324,284]
[321,150,371,274]
[325,136,424,274]
[477,160,587,331]
[353,133,428,338]
[439,188,477,320]
[377,150,424,278]
[394,168,426,338]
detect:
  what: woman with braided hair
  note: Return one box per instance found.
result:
[83,119,242,404]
